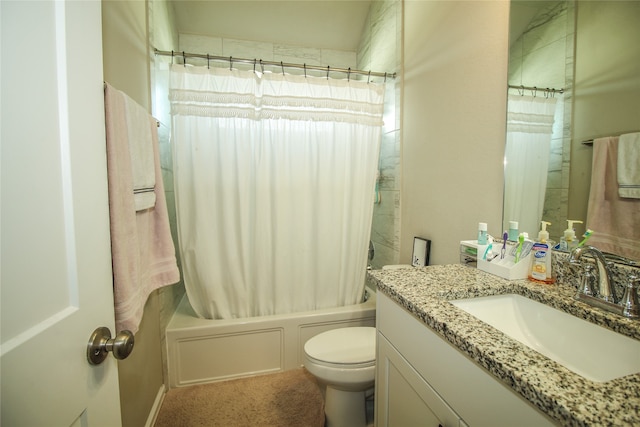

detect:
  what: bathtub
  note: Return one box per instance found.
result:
[165,287,376,388]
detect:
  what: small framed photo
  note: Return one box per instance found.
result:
[412,237,431,267]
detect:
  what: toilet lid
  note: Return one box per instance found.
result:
[304,327,376,365]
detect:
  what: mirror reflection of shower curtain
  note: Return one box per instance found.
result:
[504,94,558,237]
[169,65,385,319]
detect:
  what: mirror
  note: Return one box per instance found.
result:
[505,0,640,262]
[505,0,574,243]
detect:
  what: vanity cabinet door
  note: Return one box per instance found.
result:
[376,293,557,426]
[376,333,463,427]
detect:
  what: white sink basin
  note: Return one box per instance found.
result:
[450,294,640,382]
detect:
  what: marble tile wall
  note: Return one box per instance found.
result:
[508,1,575,242]
[358,0,402,269]
[177,33,357,77]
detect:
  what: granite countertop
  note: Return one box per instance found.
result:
[367,264,640,427]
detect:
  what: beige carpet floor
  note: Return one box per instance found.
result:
[154,368,325,427]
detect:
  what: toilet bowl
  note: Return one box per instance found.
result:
[303,326,376,427]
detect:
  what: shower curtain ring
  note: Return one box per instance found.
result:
[326,66,330,80]
[229,56,233,71]
[260,59,264,74]
[281,61,285,76]
[519,85,524,96]
[171,50,174,65]
[367,70,371,84]
[304,64,307,78]
[532,86,537,97]
[347,68,351,82]
[384,72,387,83]
[253,59,257,74]
[182,51,186,67]
[207,54,210,69]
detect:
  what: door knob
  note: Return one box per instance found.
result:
[87,327,134,365]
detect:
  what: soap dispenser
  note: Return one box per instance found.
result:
[559,220,583,252]
[529,221,555,284]
[537,221,551,246]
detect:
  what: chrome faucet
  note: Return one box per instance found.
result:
[569,245,617,302]
[568,246,639,319]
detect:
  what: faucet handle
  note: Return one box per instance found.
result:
[577,263,598,297]
[621,273,640,319]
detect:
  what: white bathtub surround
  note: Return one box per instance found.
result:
[170,64,385,319]
[166,288,376,388]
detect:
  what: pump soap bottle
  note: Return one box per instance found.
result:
[478,222,488,245]
[529,221,555,284]
[508,221,519,241]
[559,220,583,252]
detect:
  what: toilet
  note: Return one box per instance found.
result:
[303,326,376,427]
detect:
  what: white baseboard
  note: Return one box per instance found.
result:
[144,385,166,427]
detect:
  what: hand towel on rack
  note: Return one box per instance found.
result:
[617,132,640,199]
[121,89,156,211]
[586,136,640,261]
[104,83,180,334]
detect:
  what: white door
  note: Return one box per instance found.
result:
[1,1,122,426]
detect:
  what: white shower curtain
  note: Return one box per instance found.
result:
[504,94,558,237]
[169,65,385,319]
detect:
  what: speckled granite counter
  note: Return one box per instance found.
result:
[367,264,640,427]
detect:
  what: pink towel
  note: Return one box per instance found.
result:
[586,136,640,261]
[104,83,180,334]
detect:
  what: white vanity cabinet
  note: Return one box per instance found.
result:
[375,293,557,427]
[377,333,466,427]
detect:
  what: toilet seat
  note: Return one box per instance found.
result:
[304,327,375,368]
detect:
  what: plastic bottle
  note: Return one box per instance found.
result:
[559,220,583,251]
[508,221,519,241]
[478,222,488,245]
[528,221,555,284]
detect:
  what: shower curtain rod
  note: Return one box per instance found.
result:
[508,84,564,95]
[155,49,396,81]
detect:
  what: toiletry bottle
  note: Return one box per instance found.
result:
[528,221,555,284]
[478,222,488,245]
[508,221,519,241]
[559,220,583,251]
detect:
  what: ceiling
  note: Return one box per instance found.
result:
[169,0,373,52]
